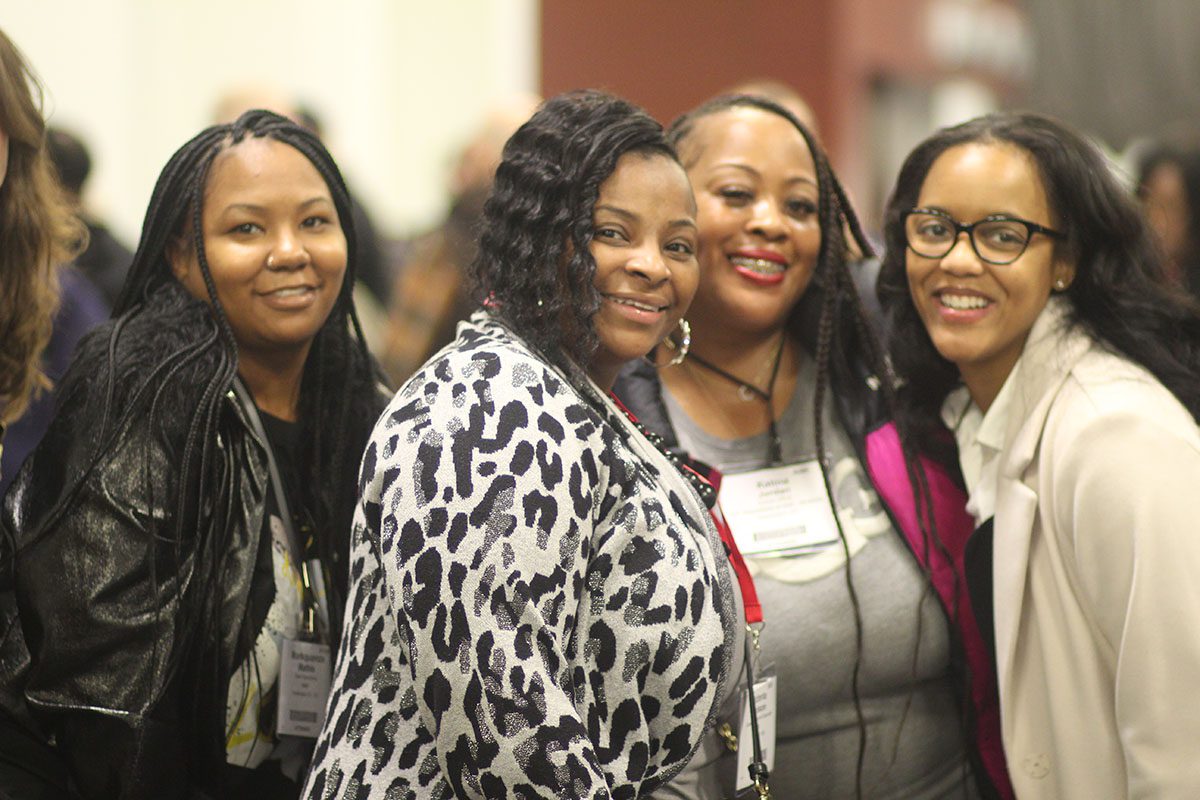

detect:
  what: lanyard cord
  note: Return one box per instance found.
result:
[743,634,771,798]
[230,379,324,643]
[686,339,786,466]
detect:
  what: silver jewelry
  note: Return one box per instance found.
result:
[661,318,691,367]
[267,254,277,269]
[1054,278,1066,290]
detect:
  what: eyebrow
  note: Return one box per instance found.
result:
[595,204,697,230]
[219,196,333,215]
[919,205,1032,221]
[712,162,818,188]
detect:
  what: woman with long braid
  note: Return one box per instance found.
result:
[615,94,1010,798]
[0,110,385,798]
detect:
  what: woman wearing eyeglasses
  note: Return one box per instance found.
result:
[878,111,1200,799]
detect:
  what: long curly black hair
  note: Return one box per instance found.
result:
[878,111,1200,455]
[471,90,678,381]
[16,110,384,783]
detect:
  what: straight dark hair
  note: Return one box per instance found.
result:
[879,111,1200,455]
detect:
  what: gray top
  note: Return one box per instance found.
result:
[653,354,978,800]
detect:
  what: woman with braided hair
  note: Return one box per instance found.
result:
[615,94,1011,798]
[304,90,740,800]
[0,109,385,798]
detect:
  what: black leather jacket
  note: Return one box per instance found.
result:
[0,288,293,799]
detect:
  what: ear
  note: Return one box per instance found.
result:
[166,234,194,283]
[1052,254,1077,291]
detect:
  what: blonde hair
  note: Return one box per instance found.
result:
[0,28,84,424]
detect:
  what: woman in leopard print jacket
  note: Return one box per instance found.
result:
[303,91,740,800]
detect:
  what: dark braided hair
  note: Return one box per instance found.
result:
[19,109,383,782]
[670,95,973,798]
[879,111,1200,455]
[471,90,678,382]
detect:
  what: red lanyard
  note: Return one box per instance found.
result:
[697,467,762,626]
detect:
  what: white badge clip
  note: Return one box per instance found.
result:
[719,461,840,556]
[276,638,332,738]
[734,673,777,794]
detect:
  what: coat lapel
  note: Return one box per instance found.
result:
[991,300,1094,703]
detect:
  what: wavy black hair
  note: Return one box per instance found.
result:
[19,110,383,781]
[879,111,1200,454]
[471,89,678,380]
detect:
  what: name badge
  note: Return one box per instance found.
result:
[719,461,840,555]
[735,674,777,794]
[276,638,332,738]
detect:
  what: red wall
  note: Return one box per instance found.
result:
[540,1,839,145]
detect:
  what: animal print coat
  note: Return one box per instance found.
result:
[304,313,738,799]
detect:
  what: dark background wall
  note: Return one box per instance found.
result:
[540,0,1025,230]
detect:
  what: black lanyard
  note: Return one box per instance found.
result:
[687,341,786,466]
[230,379,324,644]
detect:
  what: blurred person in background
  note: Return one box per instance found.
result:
[878,111,1200,799]
[46,126,134,308]
[0,110,385,798]
[379,93,539,384]
[1137,139,1200,296]
[616,94,1009,799]
[303,90,738,800]
[0,28,83,484]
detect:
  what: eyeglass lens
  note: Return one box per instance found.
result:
[906,212,1032,264]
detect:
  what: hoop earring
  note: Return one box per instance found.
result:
[661,318,691,367]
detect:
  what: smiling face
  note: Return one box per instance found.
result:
[679,107,821,338]
[170,137,347,369]
[906,141,1076,406]
[587,151,699,389]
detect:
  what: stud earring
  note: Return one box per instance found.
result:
[1054,278,1067,290]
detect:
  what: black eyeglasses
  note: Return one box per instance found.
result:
[903,208,1064,265]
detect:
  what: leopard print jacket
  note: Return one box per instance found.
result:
[303,314,737,799]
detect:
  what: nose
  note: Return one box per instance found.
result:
[625,245,669,283]
[748,196,786,240]
[267,227,311,270]
[938,232,985,276]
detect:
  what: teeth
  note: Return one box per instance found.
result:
[270,286,312,297]
[730,256,785,275]
[940,293,988,310]
[610,297,662,312]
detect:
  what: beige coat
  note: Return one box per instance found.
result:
[990,304,1200,799]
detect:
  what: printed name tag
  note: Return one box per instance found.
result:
[719,461,840,555]
[277,638,332,738]
[735,674,777,793]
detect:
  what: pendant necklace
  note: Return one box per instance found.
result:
[685,337,787,466]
